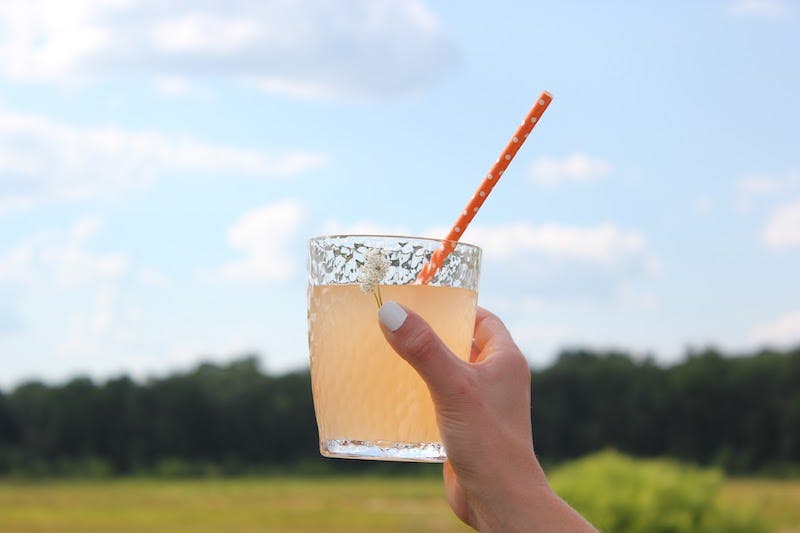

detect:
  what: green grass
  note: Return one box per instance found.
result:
[719,479,800,533]
[0,477,469,532]
[0,476,797,532]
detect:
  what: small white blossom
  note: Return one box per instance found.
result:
[358,248,389,294]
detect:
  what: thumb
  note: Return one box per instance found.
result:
[378,301,466,400]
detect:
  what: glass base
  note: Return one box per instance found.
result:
[320,439,446,463]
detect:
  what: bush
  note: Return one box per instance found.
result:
[549,451,766,533]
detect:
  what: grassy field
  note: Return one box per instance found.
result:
[0,477,797,532]
[0,477,468,532]
[719,479,800,533]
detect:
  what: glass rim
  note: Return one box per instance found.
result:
[307,233,482,253]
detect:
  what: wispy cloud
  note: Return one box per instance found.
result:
[462,223,646,265]
[530,153,612,187]
[693,196,714,215]
[616,283,660,310]
[763,199,800,248]
[728,0,793,20]
[0,215,132,365]
[0,241,35,285]
[434,221,657,304]
[153,76,191,96]
[749,310,800,347]
[734,175,784,212]
[0,0,456,99]
[0,215,127,288]
[0,103,328,213]
[151,13,260,54]
[54,289,150,383]
[137,267,171,288]
[217,199,306,283]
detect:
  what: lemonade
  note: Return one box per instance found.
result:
[308,283,477,460]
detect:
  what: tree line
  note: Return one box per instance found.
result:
[0,346,798,476]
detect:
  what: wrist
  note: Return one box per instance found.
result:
[473,453,595,532]
[470,450,548,531]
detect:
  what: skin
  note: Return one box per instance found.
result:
[379,303,597,532]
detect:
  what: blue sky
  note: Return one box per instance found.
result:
[1,0,798,388]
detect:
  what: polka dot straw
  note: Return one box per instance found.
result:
[415,91,553,284]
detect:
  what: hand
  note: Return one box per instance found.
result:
[378,301,595,532]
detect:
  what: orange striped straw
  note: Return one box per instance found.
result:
[416,91,553,284]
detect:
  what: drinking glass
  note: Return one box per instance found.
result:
[307,234,481,462]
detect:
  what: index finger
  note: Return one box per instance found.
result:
[473,306,514,351]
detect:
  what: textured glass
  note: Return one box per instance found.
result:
[307,234,481,462]
[307,234,481,289]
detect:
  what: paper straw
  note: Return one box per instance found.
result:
[415,91,553,284]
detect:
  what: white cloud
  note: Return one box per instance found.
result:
[46,241,127,290]
[0,102,328,213]
[138,267,171,288]
[763,199,800,248]
[152,14,260,54]
[453,222,654,304]
[71,214,105,241]
[218,199,305,282]
[693,196,714,214]
[0,241,36,285]
[738,176,782,195]
[463,223,647,265]
[530,153,612,187]
[57,285,141,370]
[749,310,800,347]
[728,0,793,19]
[0,215,127,288]
[0,0,456,99]
[0,216,181,380]
[616,284,660,310]
[732,172,799,214]
[91,284,116,334]
[734,175,783,212]
[153,76,190,95]
[0,215,132,368]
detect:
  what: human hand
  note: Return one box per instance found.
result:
[378,301,595,532]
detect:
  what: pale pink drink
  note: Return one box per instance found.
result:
[307,235,481,461]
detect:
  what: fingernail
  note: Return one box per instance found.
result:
[378,301,407,332]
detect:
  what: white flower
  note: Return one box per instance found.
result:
[358,248,389,302]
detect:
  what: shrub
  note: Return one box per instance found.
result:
[549,450,766,533]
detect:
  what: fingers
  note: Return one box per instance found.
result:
[378,301,466,399]
[474,306,514,351]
